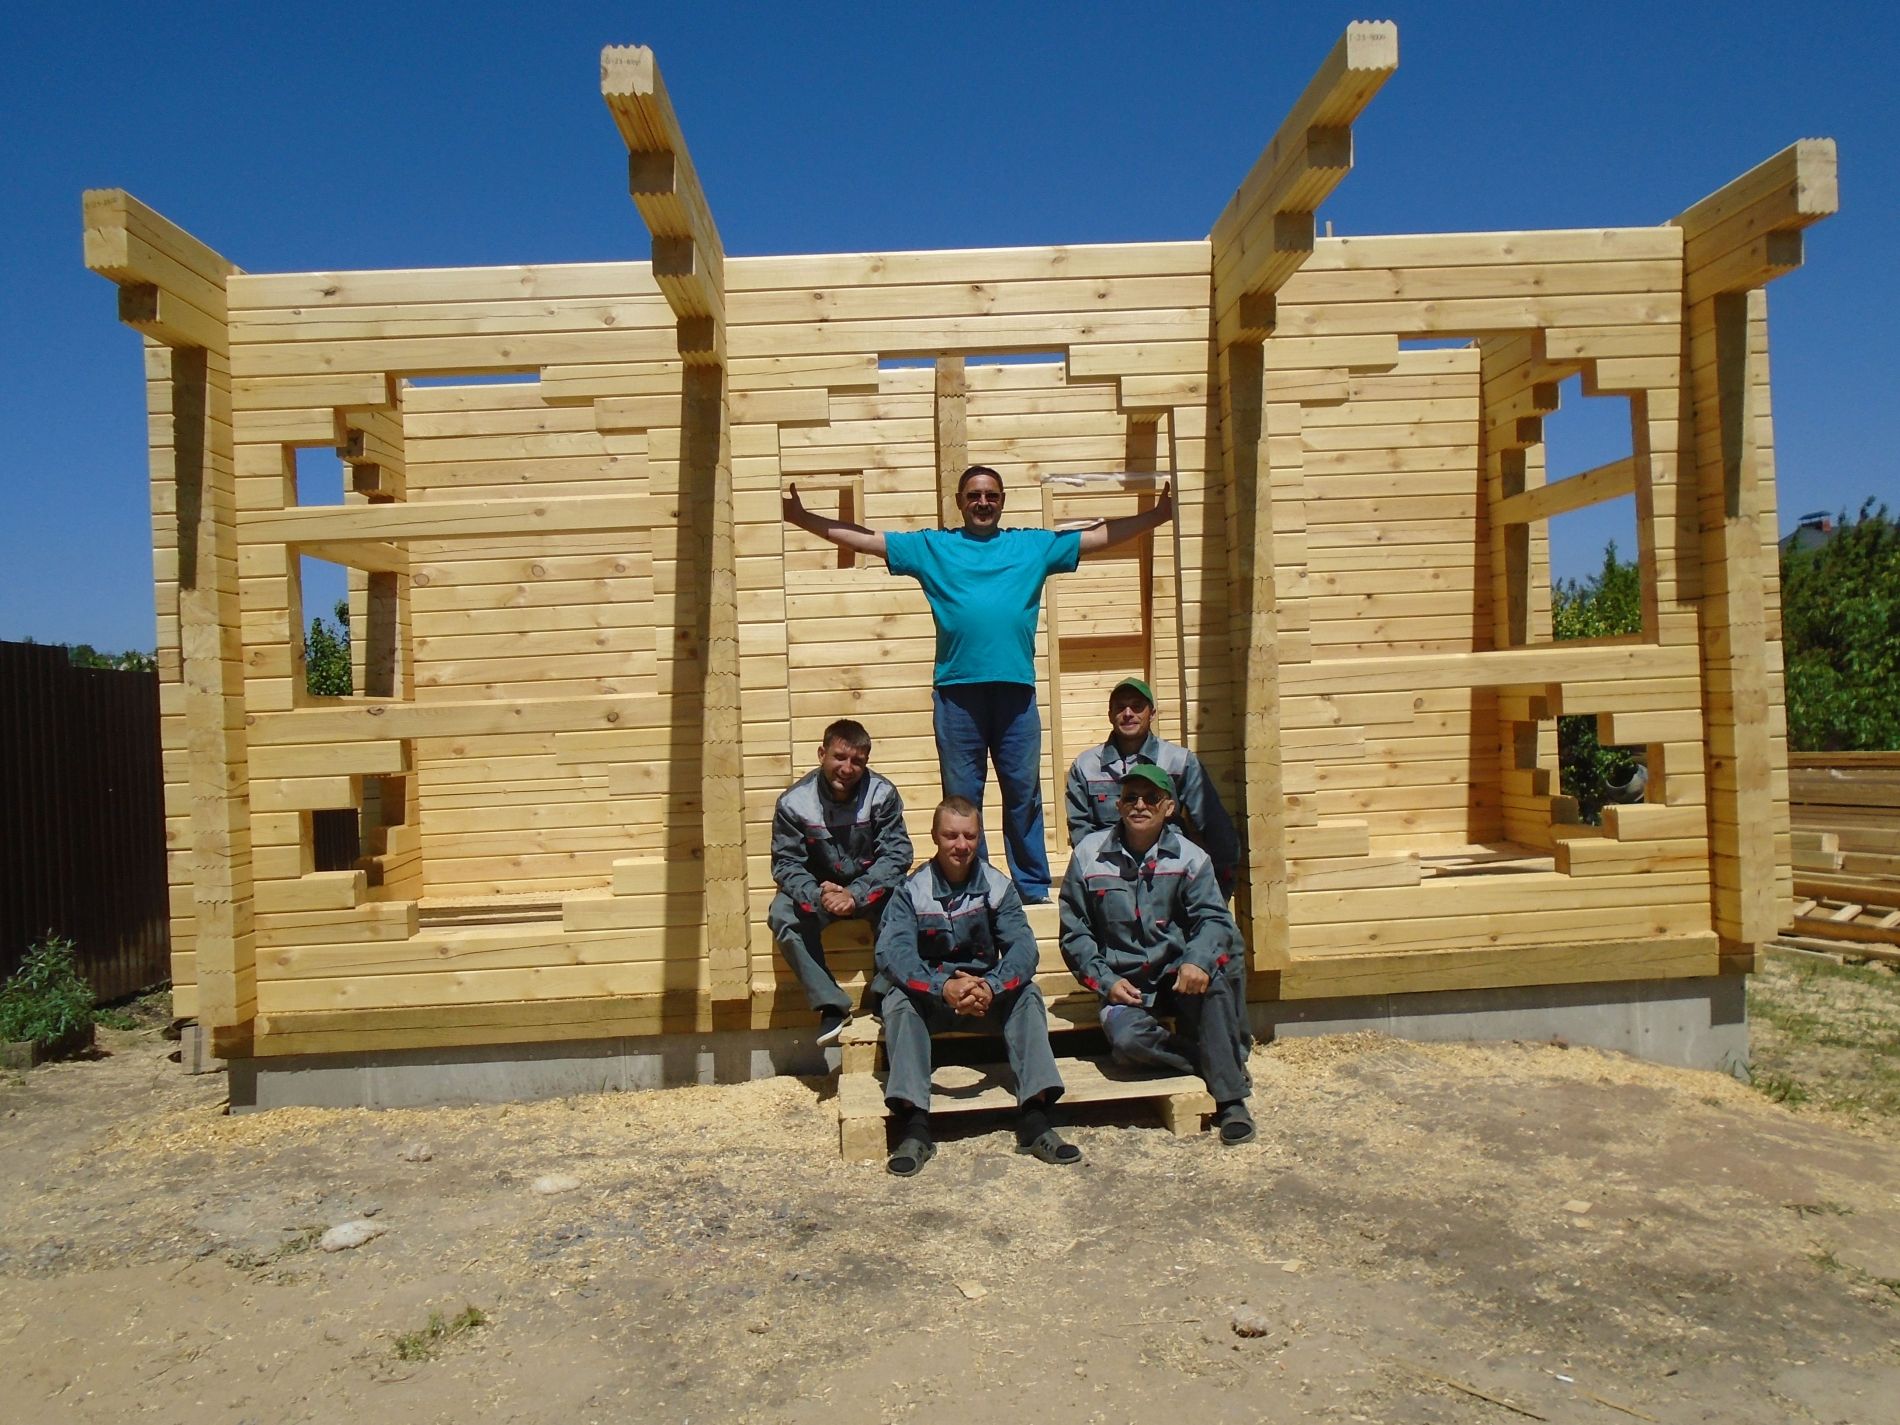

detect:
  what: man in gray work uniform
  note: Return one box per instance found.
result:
[1063,675,1240,896]
[873,796,1080,1176]
[1060,764,1256,1145]
[767,719,913,1046]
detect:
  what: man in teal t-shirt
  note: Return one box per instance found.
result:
[784,465,1172,900]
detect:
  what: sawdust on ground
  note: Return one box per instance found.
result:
[3,1021,1898,1424]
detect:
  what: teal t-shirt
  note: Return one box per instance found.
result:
[885,526,1082,687]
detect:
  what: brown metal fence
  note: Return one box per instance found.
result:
[1,640,170,1000]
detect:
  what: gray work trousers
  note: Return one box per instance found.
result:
[1101,960,1252,1105]
[768,891,883,1017]
[880,981,1065,1114]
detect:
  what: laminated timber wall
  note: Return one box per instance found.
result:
[1253,224,1727,1000]
[725,248,1225,1013]
[80,23,1836,1066]
[81,190,245,1030]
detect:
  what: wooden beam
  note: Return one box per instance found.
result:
[240,495,664,545]
[935,357,967,527]
[682,362,750,1001]
[594,393,678,431]
[83,188,237,308]
[729,387,829,426]
[249,694,661,746]
[116,282,224,351]
[1493,456,1637,526]
[296,539,409,575]
[601,45,726,363]
[1684,230,1805,306]
[1668,143,1835,949]
[1281,642,1699,696]
[1672,139,1837,297]
[83,192,254,1047]
[1209,21,1398,347]
[1673,139,1838,260]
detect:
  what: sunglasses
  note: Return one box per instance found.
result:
[1119,787,1168,806]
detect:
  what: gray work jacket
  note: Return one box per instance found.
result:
[1063,732,1240,893]
[770,768,912,912]
[1059,824,1238,1002]
[875,859,1039,999]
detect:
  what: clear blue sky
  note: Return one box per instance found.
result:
[3,1,1892,653]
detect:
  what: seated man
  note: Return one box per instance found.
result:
[1059,765,1256,1145]
[768,718,913,1046]
[873,796,1081,1177]
[1064,676,1240,896]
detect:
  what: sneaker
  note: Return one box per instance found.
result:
[816,1010,850,1047]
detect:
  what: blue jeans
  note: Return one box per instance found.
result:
[932,682,1050,897]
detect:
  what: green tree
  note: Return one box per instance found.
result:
[1552,542,1644,821]
[11,636,155,671]
[66,644,157,672]
[305,598,353,697]
[1782,501,1900,751]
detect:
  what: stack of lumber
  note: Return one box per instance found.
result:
[1777,753,1900,961]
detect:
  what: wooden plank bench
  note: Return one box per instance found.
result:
[832,1015,1215,1160]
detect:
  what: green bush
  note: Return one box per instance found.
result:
[305,597,353,697]
[0,937,96,1046]
[1552,542,1645,821]
[1783,501,1900,752]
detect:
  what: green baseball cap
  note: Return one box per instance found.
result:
[1110,676,1155,707]
[1120,763,1175,797]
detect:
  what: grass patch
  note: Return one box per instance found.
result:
[1750,997,1822,1044]
[1784,1200,1854,1218]
[1746,1064,1810,1105]
[93,987,172,1032]
[393,1305,488,1362]
[1747,952,1900,1123]
[274,1225,325,1259]
[224,1225,327,1274]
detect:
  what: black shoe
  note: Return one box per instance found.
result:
[1216,1101,1256,1146]
[816,1010,849,1047]
[888,1133,935,1177]
[1017,1127,1083,1165]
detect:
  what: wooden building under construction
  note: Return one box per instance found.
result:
[83,23,1839,1107]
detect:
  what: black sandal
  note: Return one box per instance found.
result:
[887,1135,936,1177]
[1017,1128,1083,1165]
[1216,1104,1257,1147]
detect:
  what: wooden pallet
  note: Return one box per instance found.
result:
[834,1019,1213,1160]
[1767,936,1900,967]
[1787,894,1900,949]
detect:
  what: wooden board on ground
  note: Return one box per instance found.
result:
[835,1054,1214,1160]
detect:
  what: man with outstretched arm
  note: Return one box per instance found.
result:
[1059,765,1256,1145]
[872,795,1080,1176]
[784,465,1172,903]
[768,719,913,1046]
[1064,675,1241,897]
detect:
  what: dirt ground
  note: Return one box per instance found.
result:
[4,972,1899,1425]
